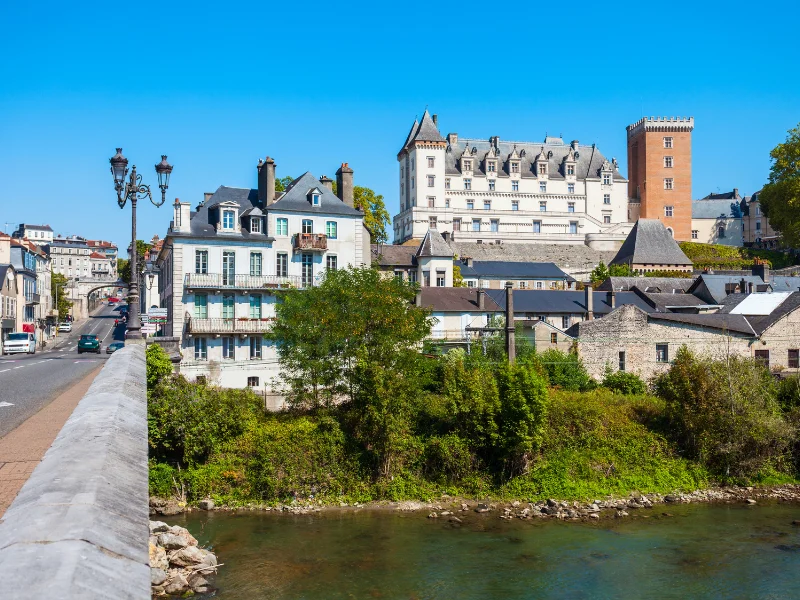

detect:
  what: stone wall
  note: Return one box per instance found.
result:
[0,346,149,599]
[760,306,800,375]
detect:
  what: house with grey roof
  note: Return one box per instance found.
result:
[611,219,693,274]
[393,109,633,247]
[691,190,743,246]
[741,189,781,248]
[156,157,369,402]
[11,224,54,246]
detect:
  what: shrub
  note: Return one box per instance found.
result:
[536,349,594,391]
[149,461,179,497]
[146,343,173,389]
[603,370,647,395]
[423,434,476,482]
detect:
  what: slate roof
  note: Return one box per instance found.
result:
[688,274,765,304]
[450,241,617,267]
[17,224,53,231]
[371,244,417,267]
[635,291,706,311]
[611,219,693,266]
[416,229,453,257]
[691,199,740,219]
[596,276,695,293]
[420,287,503,313]
[747,292,800,335]
[0,265,14,288]
[483,289,655,316]
[267,172,362,217]
[699,190,742,201]
[457,260,574,282]
[770,276,800,292]
[647,312,756,335]
[444,136,625,181]
[410,110,446,144]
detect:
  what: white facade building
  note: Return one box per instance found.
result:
[49,236,92,280]
[12,224,54,246]
[393,111,632,247]
[157,158,370,396]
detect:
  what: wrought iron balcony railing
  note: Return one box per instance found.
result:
[185,273,304,290]
[186,317,274,334]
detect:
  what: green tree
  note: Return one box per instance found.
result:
[452,264,466,287]
[117,258,130,283]
[271,266,434,409]
[51,273,72,321]
[331,181,390,244]
[590,261,634,287]
[275,175,294,192]
[118,240,153,284]
[146,343,173,389]
[759,123,800,246]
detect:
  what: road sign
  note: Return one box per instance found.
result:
[148,308,168,316]
[140,315,149,323]
[141,325,157,334]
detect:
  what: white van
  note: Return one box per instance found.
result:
[2,332,36,355]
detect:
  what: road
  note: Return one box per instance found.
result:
[0,302,127,438]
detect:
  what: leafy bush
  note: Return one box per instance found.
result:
[423,434,476,482]
[146,343,173,389]
[603,370,647,395]
[535,349,594,391]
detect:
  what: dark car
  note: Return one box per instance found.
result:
[106,342,125,354]
[78,334,101,354]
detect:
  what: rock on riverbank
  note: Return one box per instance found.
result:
[149,521,219,597]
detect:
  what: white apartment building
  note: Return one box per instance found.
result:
[12,224,54,246]
[49,236,92,280]
[157,158,370,395]
[393,110,631,247]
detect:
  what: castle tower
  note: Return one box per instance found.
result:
[626,117,694,241]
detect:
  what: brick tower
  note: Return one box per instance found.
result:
[626,117,694,241]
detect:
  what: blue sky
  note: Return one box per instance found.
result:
[1,0,798,250]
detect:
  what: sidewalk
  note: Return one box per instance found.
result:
[0,365,103,518]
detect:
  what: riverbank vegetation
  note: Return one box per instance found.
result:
[146,268,800,506]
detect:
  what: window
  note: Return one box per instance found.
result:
[568,183,575,194]
[538,163,547,176]
[664,178,674,190]
[665,206,674,217]
[445,178,450,189]
[326,255,338,271]
[427,196,435,208]
[512,201,519,211]
[788,349,799,369]
[249,294,262,319]
[436,270,446,287]
[656,344,669,363]
[511,162,520,174]
[408,270,417,284]
[550,332,558,344]
[540,182,547,193]
[567,164,575,176]
[251,217,261,233]
[276,253,288,278]
[194,337,207,360]
[568,202,575,213]
[222,251,235,286]
[536,281,543,290]
[488,179,496,191]
[464,179,472,190]
[562,316,570,329]
[222,294,234,319]
[533,221,541,233]
[429,216,437,229]
[472,219,481,232]
[490,219,499,232]
[194,294,208,319]
[467,200,474,210]
[223,210,235,229]
[427,156,435,168]
[302,219,313,234]
[312,193,320,206]
[222,337,235,360]
[603,214,611,224]
[250,252,262,276]
[484,200,491,211]
[487,161,496,173]
[754,350,769,369]
[602,174,611,185]
[453,218,461,231]
[247,376,259,387]
[618,351,626,371]
[692,230,699,239]
[539,201,547,211]
[250,337,262,360]
[301,253,313,287]
[718,225,725,238]
[195,250,208,274]
[463,159,472,171]
[411,158,415,170]
[423,271,430,286]
[512,180,519,192]
[664,137,673,149]
[276,218,288,236]
[756,220,762,231]
[427,175,435,187]
[756,206,761,216]
[411,176,414,189]
[326,221,337,238]
[664,156,673,168]
[445,198,450,208]
[604,194,611,205]
[570,222,578,234]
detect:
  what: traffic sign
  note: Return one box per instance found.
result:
[141,325,157,334]
[148,308,168,316]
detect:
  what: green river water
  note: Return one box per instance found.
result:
[176,503,800,599]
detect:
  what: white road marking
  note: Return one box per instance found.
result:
[0,401,13,407]
[13,366,24,369]
[0,369,10,373]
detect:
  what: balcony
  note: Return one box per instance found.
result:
[185,273,304,291]
[26,293,41,306]
[293,233,327,252]
[186,317,273,335]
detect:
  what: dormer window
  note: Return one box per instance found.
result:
[538,163,547,176]
[567,164,575,176]
[312,194,320,206]
[463,159,472,172]
[510,161,520,174]
[251,217,261,233]
[307,187,323,206]
[222,210,235,230]
[487,161,496,173]
[603,173,611,185]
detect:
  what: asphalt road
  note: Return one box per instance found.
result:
[0,302,127,438]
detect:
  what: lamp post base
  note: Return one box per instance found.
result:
[125,330,146,345]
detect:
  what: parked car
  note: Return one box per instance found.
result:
[58,322,72,333]
[77,334,101,354]
[106,342,125,354]
[2,332,36,355]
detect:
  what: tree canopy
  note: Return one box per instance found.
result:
[759,123,800,247]
[51,273,72,321]
[353,186,390,244]
[589,261,634,287]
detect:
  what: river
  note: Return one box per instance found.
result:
[176,503,800,599]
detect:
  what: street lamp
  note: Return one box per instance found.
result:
[109,148,173,341]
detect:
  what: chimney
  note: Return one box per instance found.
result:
[740,278,747,294]
[477,288,485,310]
[505,283,515,364]
[752,263,770,283]
[733,188,739,199]
[571,140,580,150]
[432,114,438,127]
[319,175,333,192]
[607,291,616,309]
[173,198,191,234]
[203,192,214,204]
[257,156,276,207]
[465,256,473,268]
[415,289,422,307]
[748,282,754,294]
[336,162,354,207]
[441,231,450,242]
[447,133,458,145]
[585,284,594,320]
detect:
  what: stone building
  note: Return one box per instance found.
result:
[691,189,743,246]
[11,224,53,246]
[741,190,780,248]
[393,110,632,247]
[610,219,693,274]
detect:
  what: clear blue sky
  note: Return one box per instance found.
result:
[1,0,798,249]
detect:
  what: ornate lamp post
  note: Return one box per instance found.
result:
[109,149,173,340]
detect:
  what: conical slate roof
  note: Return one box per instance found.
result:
[411,110,445,144]
[416,228,452,257]
[611,219,693,266]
